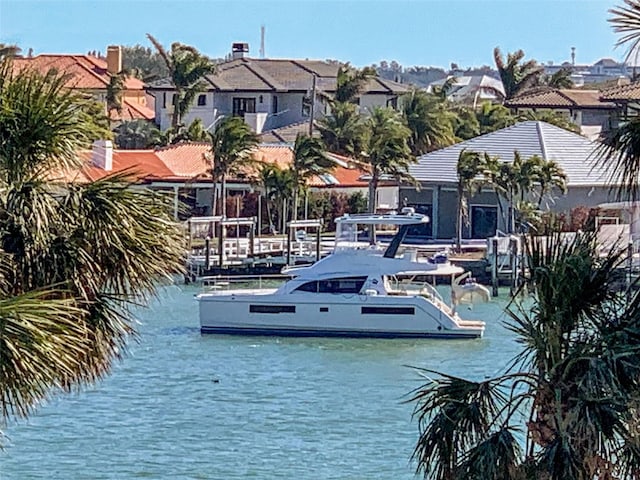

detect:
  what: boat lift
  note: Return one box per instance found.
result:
[286,219,324,266]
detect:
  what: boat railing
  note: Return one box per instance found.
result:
[200,274,288,292]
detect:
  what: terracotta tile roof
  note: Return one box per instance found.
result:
[154,142,211,178]
[154,142,294,179]
[112,99,155,121]
[309,164,369,188]
[506,89,616,109]
[600,82,640,101]
[12,54,144,91]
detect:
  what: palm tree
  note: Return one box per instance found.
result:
[609,0,640,61]
[207,116,259,216]
[475,102,516,135]
[484,154,519,234]
[105,71,126,122]
[536,159,567,208]
[114,119,164,149]
[291,134,334,221]
[146,34,215,130]
[0,59,184,422]
[316,101,367,156]
[410,229,640,479]
[257,164,295,234]
[517,109,581,134]
[402,88,456,155]
[455,150,486,252]
[361,107,414,214]
[332,64,376,104]
[493,47,544,99]
[546,67,575,89]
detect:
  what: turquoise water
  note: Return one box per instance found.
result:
[1,285,519,480]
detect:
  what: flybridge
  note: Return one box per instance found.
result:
[334,208,430,226]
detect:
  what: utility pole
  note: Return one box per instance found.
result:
[309,74,316,136]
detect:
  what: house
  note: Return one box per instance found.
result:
[147,43,409,133]
[543,57,630,85]
[11,46,154,122]
[67,141,377,219]
[402,121,613,241]
[600,81,640,118]
[504,89,619,139]
[427,75,505,104]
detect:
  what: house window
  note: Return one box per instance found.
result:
[162,92,167,108]
[471,205,497,239]
[302,95,312,116]
[232,97,256,117]
[387,97,398,109]
[272,95,278,114]
[197,94,207,106]
[259,95,263,104]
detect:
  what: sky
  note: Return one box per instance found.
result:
[0,0,630,69]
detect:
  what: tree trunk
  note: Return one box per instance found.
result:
[171,91,180,130]
[221,174,227,217]
[211,174,217,216]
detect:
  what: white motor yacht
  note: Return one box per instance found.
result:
[197,209,487,339]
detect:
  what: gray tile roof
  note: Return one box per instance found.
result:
[409,121,610,187]
[147,58,409,95]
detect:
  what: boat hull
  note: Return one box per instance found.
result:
[198,292,484,339]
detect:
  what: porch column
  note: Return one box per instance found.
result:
[432,186,440,239]
[173,186,179,220]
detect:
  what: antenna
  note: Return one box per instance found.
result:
[260,25,265,59]
[571,46,576,66]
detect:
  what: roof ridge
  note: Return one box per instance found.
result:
[535,121,549,159]
[241,60,286,91]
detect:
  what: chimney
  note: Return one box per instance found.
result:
[106,45,122,74]
[231,42,249,60]
[92,140,113,171]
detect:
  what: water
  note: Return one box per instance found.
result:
[0,285,520,480]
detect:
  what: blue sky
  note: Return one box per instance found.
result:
[0,0,628,69]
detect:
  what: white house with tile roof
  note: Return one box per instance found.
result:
[147,48,409,133]
[400,121,617,240]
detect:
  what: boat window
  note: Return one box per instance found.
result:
[318,277,367,294]
[295,281,318,292]
[249,305,296,314]
[361,306,415,315]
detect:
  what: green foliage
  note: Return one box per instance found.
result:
[402,88,457,155]
[493,47,544,99]
[114,119,164,149]
[411,229,640,479]
[333,64,376,103]
[609,0,640,61]
[362,106,415,213]
[146,34,216,129]
[316,102,367,156]
[455,150,488,250]
[122,44,170,82]
[475,102,516,135]
[166,118,210,145]
[0,59,184,422]
[307,191,362,231]
[207,116,258,215]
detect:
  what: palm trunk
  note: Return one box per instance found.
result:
[221,174,227,217]
[211,174,217,216]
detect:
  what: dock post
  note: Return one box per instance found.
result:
[249,218,255,258]
[491,238,499,297]
[286,223,292,266]
[217,221,224,269]
[509,237,518,297]
[627,241,634,300]
[315,224,322,262]
[205,237,211,270]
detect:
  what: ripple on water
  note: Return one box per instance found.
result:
[1,285,519,480]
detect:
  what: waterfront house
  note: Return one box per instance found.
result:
[12,46,154,122]
[427,75,505,104]
[402,121,613,241]
[69,141,377,220]
[505,89,619,139]
[147,43,409,134]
